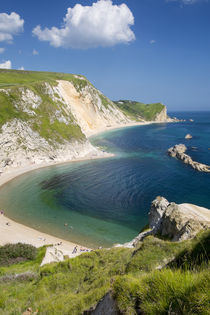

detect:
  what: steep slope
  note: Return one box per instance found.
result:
[0,70,170,174]
[0,70,131,173]
[0,230,209,314]
[57,80,131,136]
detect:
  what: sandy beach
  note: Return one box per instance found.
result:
[0,120,161,257]
[0,213,90,263]
[0,152,110,259]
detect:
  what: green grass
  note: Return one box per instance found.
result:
[0,248,132,314]
[114,267,210,315]
[114,100,165,121]
[0,91,30,128]
[0,230,209,314]
[0,243,37,267]
[0,69,87,90]
[0,80,85,143]
[99,94,112,109]
[0,246,46,276]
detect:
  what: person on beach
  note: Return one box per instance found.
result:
[72,246,78,254]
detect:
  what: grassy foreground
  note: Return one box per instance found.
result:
[0,230,209,314]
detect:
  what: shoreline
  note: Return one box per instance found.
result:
[0,120,169,251]
[87,120,165,137]
[0,213,90,261]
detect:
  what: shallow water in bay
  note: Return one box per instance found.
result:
[0,111,209,248]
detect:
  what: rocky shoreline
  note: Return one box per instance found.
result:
[168,144,210,172]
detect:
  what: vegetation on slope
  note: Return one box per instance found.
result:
[0,230,209,314]
[0,70,87,143]
[0,69,88,90]
[0,243,37,267]
[114,100,165,121]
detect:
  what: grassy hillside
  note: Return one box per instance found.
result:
[0,69,88,90]
[0,230,209,314]
[114,100,165,121]
[0,70,91,143]
[0,70,168,146]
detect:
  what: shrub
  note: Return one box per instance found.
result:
[0,243,37,266]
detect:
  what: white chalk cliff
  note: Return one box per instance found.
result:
[0,74,169,174]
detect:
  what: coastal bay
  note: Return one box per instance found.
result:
[0,111,210,248]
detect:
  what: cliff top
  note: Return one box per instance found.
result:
[114,99,166,121]
[0,69,88,89]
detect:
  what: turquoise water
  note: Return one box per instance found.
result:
[0,111,209,248]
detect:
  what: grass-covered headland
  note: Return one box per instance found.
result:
[114,100,165,121]
[0,230,209,314]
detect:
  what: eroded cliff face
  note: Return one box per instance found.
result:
[0,73,171,174]
[1,77,128,173]
[0,118,104,172]
[154,106,168,122]
[57,80,131,137]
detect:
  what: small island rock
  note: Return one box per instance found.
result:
[185,133,192,139]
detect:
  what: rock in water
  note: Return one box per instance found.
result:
[185,133,192,139]
[168,144,210,172]
[149,197,210,241]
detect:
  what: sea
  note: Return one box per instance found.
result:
[0,111,209,248]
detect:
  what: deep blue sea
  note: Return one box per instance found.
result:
[0,111,209,248]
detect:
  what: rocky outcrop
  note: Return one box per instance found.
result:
[0,119,106,173]
[149,197,210,241]
[168,144,210,172]
[83,292,120,315]
[154,106,168,122]
[185,134,192,139]
[122,196,210,247]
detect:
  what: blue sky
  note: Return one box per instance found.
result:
[0,0,210,111]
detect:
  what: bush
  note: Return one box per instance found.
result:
[0,243,37,266]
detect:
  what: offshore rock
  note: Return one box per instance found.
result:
[185,133,192,139]
[168,144,210,172]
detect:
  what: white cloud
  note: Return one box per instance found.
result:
[150,40,156,44]
[32,49,39,55]
[18,66,24,70]
[0,47,5,53]
[0,60,11,69]
[33,0,135,49]
[0,12,24,43]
